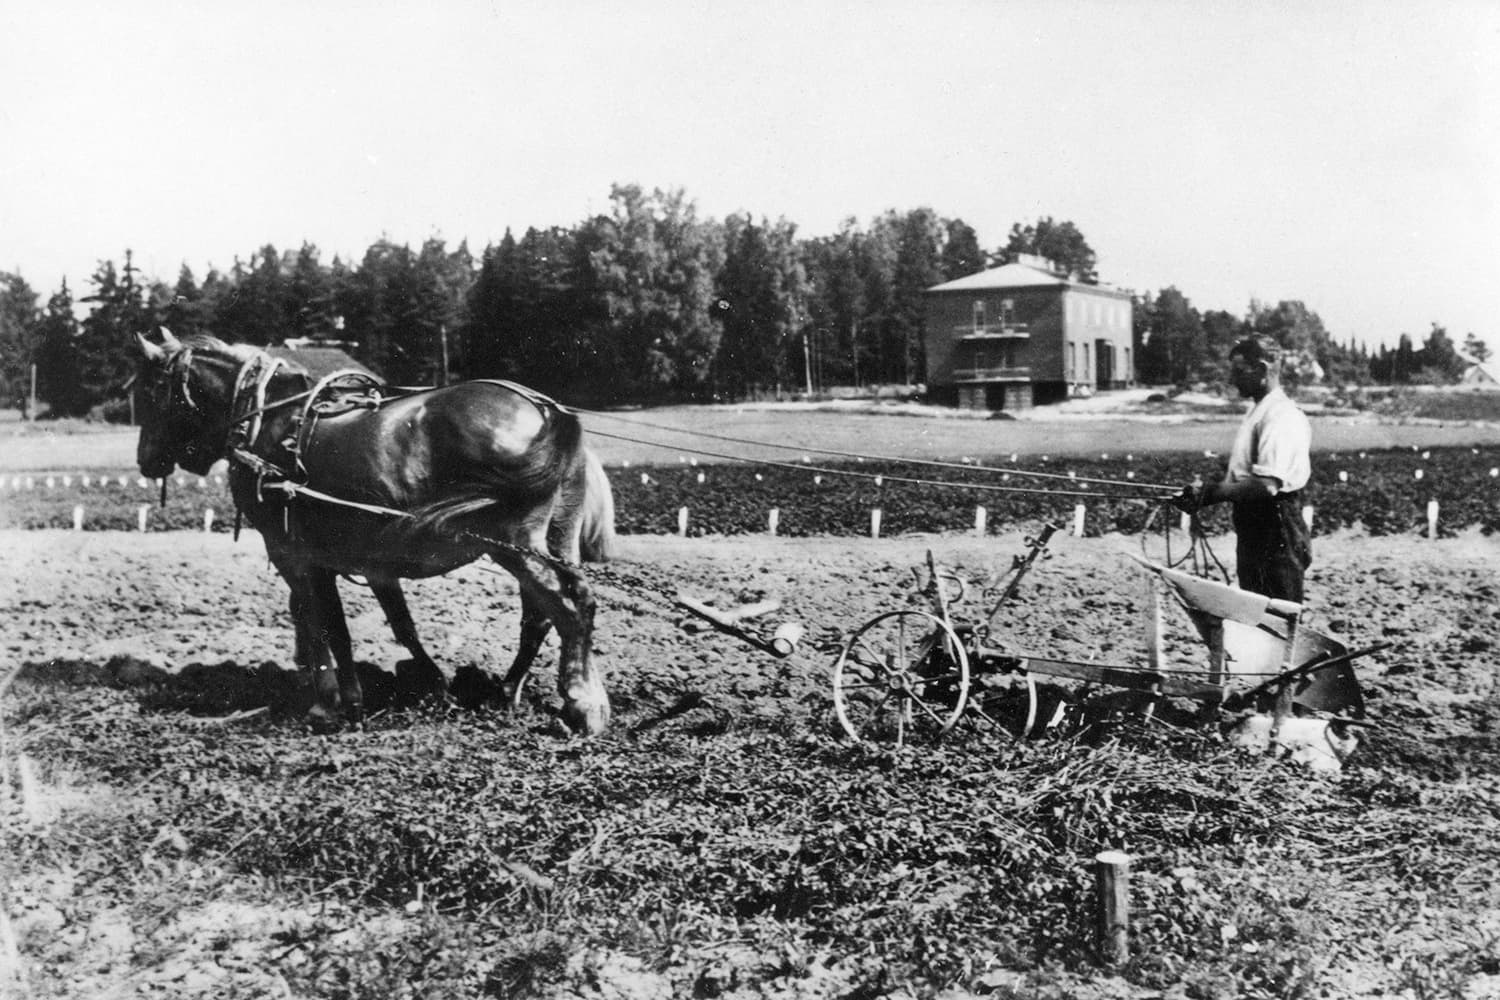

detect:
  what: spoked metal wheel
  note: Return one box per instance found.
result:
[832,610,970,746]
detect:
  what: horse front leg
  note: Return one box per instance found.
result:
[370,578,448,703]
[308,570,362,723]
[500,590,552,711]
[283,574,343,725]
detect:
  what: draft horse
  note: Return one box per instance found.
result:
[133,329,616,735]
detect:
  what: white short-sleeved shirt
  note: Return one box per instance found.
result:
[1225,387,1311,494]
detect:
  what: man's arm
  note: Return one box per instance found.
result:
[1174,473,1280,512]
[1201,474,1279,505]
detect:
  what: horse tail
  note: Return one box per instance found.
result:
[404,400,585,540]
[577,447,617,563]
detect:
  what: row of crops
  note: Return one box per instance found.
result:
[1,445,1497,537]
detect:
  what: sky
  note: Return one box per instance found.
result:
[2,0,1497,351]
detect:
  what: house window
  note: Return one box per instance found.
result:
[1068,342,1077,380]
[1000,298,1015,326]
[1083,342,1091,377]
[973,300,986,331]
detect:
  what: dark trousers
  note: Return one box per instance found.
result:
[1232,492,1312,603]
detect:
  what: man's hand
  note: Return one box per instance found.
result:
[1170,485,1204,513]
[1171,482,1218,513]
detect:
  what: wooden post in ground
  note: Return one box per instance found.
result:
[1094,850,1131,965]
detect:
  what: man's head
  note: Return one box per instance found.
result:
[1228,335,1282,399]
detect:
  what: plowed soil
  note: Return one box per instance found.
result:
[4,526,1499,997]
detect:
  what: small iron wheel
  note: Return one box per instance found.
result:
[832,610,970,746]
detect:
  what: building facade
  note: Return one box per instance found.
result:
[923,255,1134,410]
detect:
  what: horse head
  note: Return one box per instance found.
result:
[133,328,240,477]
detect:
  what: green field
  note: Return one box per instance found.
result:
[5,400,1500,473]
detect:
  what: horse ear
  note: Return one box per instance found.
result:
[136,331,166,362]
[160,327,182,352]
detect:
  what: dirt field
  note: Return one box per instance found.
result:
[4,526,1499,997]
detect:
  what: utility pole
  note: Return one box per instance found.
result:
[28,363,37,421]
[802,330,813,397]
[439,324,451,386]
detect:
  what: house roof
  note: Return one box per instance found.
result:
[1461,360,1499,384]
[925,261,1128,297]
[267,344,381,381]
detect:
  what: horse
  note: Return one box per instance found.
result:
[132,328,615,735]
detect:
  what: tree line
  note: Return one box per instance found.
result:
[1133,287,1489,390]
[0,182,1489,419]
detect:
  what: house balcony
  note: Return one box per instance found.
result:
[955,323,1030,341]
[953,366,1032,384]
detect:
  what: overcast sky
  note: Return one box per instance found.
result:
[2,0,1496,350]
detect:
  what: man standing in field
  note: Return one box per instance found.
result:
[1175,335,1312,602]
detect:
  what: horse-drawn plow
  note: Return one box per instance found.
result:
[680,522,1387,768]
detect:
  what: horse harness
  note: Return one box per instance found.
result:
[197,349,569,556]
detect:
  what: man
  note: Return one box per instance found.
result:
[1175,335,1312,602]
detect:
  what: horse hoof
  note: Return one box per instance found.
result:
[307,704,343,733]
[559,699,610,736]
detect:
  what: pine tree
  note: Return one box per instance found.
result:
[34,280,84,417]
[0,272,40,415]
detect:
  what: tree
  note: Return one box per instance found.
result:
[1247,300,1333,387]
[1200,309,1246,384]
[1134,287,1205,385]
[464,232,524,379]
[0,272,39,415]
[77,251,150,417]
[803,220,870,388]
[33,280,83,417]
[886,208,945,385]
[1414,323,1465,383]
[939,218,984,281]
[1462,332,1491,366]
[712,216,807,397]
[286,243,339,341]
[162,264,209,339]
[584,184,724,396]
[992,217,1098,283]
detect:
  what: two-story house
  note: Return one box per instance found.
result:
[923,254,1134,411]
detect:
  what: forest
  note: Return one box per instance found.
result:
[0,183,1490,418]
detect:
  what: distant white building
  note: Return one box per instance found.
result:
[1459,359,1499,388]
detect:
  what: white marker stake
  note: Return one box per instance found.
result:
[1302,505,1314,531]
[768,508,779,536]
[1414,469,1424,481]
[974,506,987,536]
[1427,500,1439,540]
[1073,504,1086,537]
[696,472,705,484]
[72,506,84,531]
[870,508,882,539]
[678,507,689,537]
[204,508,215,532]
[1179,511,1191,534]
[1338,471,1348,483]
[137,505,149,532]
[62,476,72,488]
[640,472,650,485]
[45,476,54,488]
